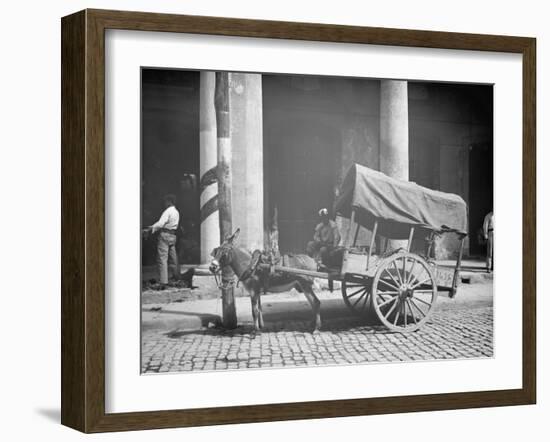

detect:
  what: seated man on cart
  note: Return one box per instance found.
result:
[306,208,344,269]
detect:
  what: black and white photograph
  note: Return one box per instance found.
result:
[1,0,544,438]
[140,69,494,374]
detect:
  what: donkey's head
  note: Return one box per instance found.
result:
[209,228,240,275]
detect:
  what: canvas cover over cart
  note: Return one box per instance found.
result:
[270,164,468,332]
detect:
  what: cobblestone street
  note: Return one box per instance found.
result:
[141,298,493,373]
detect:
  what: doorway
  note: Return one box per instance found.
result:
[141,69,201,265]
[468,142,494,256]
[265,119,340,253]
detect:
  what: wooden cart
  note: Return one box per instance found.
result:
[271,164,468,332]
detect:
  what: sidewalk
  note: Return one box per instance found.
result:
[142,279,493,333]
[142,257,492,305]
[438,259,493,284]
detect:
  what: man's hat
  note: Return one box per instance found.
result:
[318,208,328,217]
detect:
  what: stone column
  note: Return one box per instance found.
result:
[380,80,409,181]
[380,80,409,249]
[229,73,264,251]
[199,71,220,264]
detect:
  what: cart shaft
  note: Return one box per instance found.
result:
[258,263,333,280]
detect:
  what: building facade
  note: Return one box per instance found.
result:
[141,69,493,266]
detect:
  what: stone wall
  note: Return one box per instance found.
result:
[409,82,493,258]
[141,70,492,264]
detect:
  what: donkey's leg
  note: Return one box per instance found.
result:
[250,288,261,331]
[299,281,321,331]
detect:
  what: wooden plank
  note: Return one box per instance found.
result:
[258,263,330,279]
[61,10,87,432]
[407,227,415,252]
[352,222,360,247]
[367,221,378,270]
[345,209,356,247]
[87,8,533,53]
[450,237,465,297]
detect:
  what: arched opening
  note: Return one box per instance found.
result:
[264,117,341,253]
[141,69,201,266]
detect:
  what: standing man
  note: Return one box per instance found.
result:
[482,211,494,273]
[306,208,341,267]
[148,194,180,286]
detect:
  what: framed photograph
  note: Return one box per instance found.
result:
[61,9,536,433]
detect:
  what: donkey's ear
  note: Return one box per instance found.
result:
[229,228,240,243]
[224,227,240,243]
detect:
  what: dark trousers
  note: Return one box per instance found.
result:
[306,241,343,267]
[486,231,493,271]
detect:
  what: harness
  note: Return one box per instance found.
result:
[213,271,236,291]
[213,244,278,291]
[237,250,273,286]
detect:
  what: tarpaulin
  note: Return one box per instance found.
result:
[334,164,468,239]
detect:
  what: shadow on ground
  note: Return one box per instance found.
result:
[35,408,60,423]
[164,314,387,338]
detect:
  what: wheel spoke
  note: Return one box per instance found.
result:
[411,277,432,289]
[376,292,390,302]
[379,278,400,291]
[408,268,427,287]
[413,296,433,307]
[406,299,418,324]
[393,301,401,325]
[377,295,397,308]
[347,286,368,297]
[403,301,408,326]
[352,291,368,308]
[383,297,399,319]
[406,260,418,284]
[410,298,426,318]
[392,261,404,285]
[383,268,401,289]
[362,291,371,310]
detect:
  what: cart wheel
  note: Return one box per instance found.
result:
[341,277,372,317]
[371,252,437,332]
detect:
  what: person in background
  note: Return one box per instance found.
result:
[147,194,180,286]
[482,211,494,273]
[306,208,341,267]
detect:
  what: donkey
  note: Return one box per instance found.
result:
[209,229,322,331]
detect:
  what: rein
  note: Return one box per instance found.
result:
[213,271,236,290]
[212,244,238,290]
[212,247,267,290]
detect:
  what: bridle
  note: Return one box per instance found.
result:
[210,242,237,290]
[213,271,236,291]
[210,229,265,290]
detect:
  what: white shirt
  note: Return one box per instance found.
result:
[151,206,180,233]
[483,211,494,237]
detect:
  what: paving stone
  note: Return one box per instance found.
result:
[141,307,494,373]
